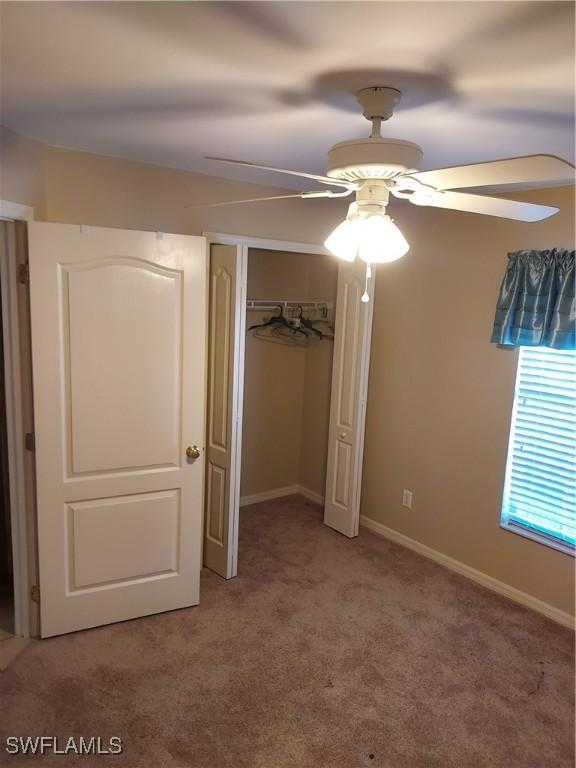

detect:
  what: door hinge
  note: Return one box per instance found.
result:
[18,263,30,286]
[31,585,40,604]
[25,432,35,452]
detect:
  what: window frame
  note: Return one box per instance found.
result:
[499,346,575,558]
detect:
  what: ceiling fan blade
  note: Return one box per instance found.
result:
[410,190,559,221]
[186,188,352,209]
[205,156,355,189]
[403,155,575,191]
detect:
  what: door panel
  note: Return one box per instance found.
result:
[28,223,206,637]
[333,442,352,507]
[69,490,179,589]
[324,261,374,537]
[204,244,246,579]
[65,260,182,473]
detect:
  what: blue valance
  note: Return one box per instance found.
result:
[490,249,575,350]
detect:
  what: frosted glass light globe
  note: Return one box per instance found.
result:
[357,215,409,263]
[323,218,359,262]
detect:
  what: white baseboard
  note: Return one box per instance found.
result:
[240,485,325,508]
[360,515,575,630]
[240,485,300,507]
[298,486,325,505]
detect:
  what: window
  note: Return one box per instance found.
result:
[501,347,576,554]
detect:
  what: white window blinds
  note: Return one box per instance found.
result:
[501,347,576,550]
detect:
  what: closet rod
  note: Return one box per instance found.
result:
[246,300,332,310]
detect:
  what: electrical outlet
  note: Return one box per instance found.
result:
[402,490,413,509]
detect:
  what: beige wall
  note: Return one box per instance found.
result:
[2,128,573,615]
[361,185,575,616]
[42,145,344,242]
[0,126,46,216]
[241,249,336,498]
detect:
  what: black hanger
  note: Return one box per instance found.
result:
[248,304,282,331]
[296,306,324,339]
[248,305,307,336]
[309,306,335,337]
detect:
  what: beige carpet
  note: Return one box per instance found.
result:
[0,495,573,767]
[0,635,30,671]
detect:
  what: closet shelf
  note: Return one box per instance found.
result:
[246,300,333,311]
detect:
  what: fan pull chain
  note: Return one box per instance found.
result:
[361,263,372,303]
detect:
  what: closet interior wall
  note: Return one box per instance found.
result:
[240,249,337,502]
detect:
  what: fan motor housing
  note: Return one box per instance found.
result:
[326,138,423,182]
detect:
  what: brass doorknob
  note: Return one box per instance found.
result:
[186,445,201,460]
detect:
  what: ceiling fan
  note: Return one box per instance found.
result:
[201,86,574,295]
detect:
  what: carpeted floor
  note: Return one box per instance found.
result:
[0,495,574,767]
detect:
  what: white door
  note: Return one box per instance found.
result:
[324,261,375,537]
[204,244,246,578]
[28,222,206,637]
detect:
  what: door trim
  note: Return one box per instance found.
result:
[230,248,247,577]
[204,232,330,257]
[0,200,34,222]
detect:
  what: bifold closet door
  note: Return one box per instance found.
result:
[28,223,207,637]
[324,260,375,538]
[204,244,246,579]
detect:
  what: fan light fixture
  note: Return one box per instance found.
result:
[325,204,409,265]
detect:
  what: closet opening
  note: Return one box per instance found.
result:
[203,234,374,580]
[240,247,337,512]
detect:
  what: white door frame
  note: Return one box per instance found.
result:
[0,200,34,222]
[204,233,330,258]
[203,231,350,573]
[0,201,36,638]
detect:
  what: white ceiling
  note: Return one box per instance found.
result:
[1,1,574,190]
